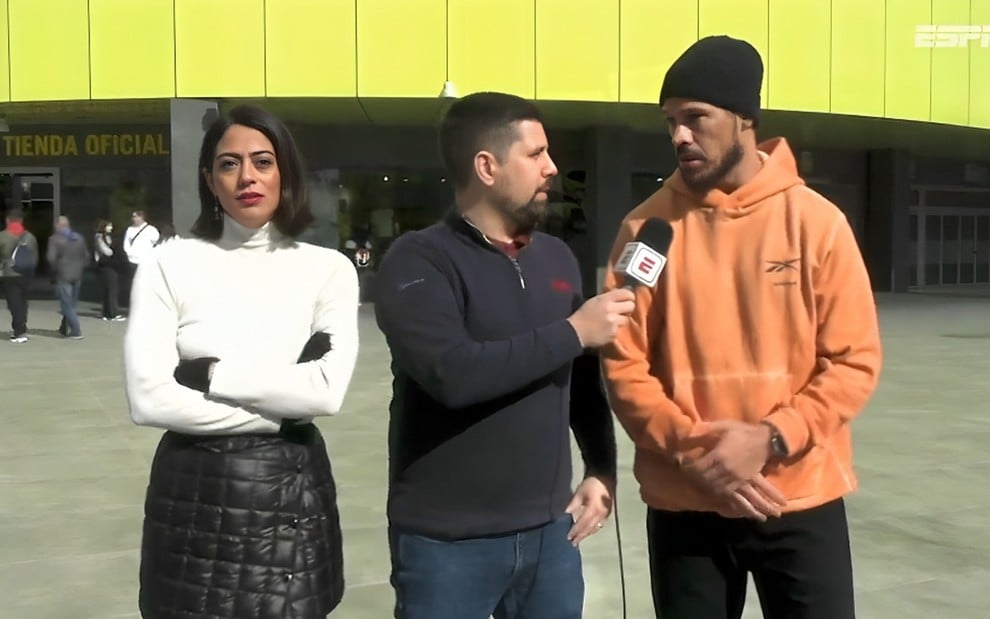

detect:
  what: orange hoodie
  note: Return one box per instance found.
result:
[601,138,882,515]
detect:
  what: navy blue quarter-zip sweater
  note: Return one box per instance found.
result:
[375,211,613,540]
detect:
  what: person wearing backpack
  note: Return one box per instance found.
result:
[0,209,38,343]
[47,216,90,340]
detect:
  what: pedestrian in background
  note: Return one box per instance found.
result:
[48,215,89,340]
[94,219,124,321]
[0,208,37,343]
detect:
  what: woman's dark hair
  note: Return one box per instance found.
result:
[96,219,112,233]
[191,105,313,240]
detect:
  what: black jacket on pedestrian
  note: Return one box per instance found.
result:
[375,211,616,541]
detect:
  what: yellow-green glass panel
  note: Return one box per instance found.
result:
[266,0,356,97]
[0,2,9,102]
[768,0,830,112]
[356,0,445,98]
[929,0,971,125]
[971,0,990,128]
[448,0,534,98]
[175,0,265,97]
[620,0,699,104]
[830,0,885,117]
[90,0,175,99]
[885,0,931,121]
[8,0,90,101]
[536,0,619,102]
[698,0,769,103]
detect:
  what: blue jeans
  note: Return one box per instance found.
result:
[389,515,584,619]
[55,280,82,336]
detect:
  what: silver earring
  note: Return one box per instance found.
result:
[214,196,222,222]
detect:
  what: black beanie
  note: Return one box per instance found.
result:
[659,35,763,123]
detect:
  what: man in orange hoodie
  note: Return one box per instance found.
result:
[601,36,882,619]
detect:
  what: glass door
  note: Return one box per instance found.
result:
[915,209,990,286]
[0,168,60,275]
[976,215,990,284]
[960,215,976,284]
[924,213,942,285]
[909,212,919,286]
[941,215,960,284]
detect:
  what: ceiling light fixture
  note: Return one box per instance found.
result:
[439,81,458,99]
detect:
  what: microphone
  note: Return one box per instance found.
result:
[614,218,674,289]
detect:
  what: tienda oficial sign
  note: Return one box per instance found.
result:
[915,25,990,48]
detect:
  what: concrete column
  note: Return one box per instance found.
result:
[583,125,633,294]
[170,99,219,236]
[866,149,911,292]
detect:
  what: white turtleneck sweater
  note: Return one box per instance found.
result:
[124,215,360,435]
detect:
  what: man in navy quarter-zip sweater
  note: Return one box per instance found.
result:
[375,92,636,619]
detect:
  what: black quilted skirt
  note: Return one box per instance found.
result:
[139,423,344,619]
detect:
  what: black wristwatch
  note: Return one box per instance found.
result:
[763,422,789,459]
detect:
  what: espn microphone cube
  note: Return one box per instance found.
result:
[615,241,667,287]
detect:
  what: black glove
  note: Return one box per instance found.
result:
[173,357,219,393]
[297,332,332,363]
[281,333,333,429]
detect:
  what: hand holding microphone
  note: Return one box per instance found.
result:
[567,288,636,348]
[568,218,675,349]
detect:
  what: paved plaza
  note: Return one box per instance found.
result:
[1,290,989,619]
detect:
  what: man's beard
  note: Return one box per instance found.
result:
[495,195,548,235]
[680,139,744,193]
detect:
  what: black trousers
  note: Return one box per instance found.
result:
[117,261,138,307]
[2,276,30,337]
[120,262,137,309]
[647,498,855,619]
[98,265,119,318]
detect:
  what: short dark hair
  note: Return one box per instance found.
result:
[438,92,544,189]
[192,105,313,240]
[5,209,24,222]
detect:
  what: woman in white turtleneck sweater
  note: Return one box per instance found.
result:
[124,105,359,619]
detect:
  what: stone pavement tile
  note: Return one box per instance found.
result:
[848,460,990,520]
[0,551,140,619]
[850,507,990,594]
[340,525,390,587]
[580,546,654,619]
[334,582,394,618]
[0,472,146,516]
[326,443,388,490]
[0,448,146,483]
[6,401,127,426]
[336,482,389,531]
[0,506,139,565]
[854,426,990,476]
[0,424,144,458]
[324,411,389,436]
[857,569,990,619]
